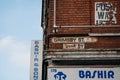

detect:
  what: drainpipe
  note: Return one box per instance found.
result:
[54,0,57,27]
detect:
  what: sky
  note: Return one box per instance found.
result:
[0,0,43,80]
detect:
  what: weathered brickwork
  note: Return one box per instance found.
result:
[56,0,90,26]
[41,1,120,80]
[49,0,120,27]
[42,0,120,50]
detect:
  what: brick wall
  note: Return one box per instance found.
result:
[56,0,90,26]
[49,0,120,27]
[43,0,120,50]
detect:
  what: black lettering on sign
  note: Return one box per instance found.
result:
[98,12,104,19]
